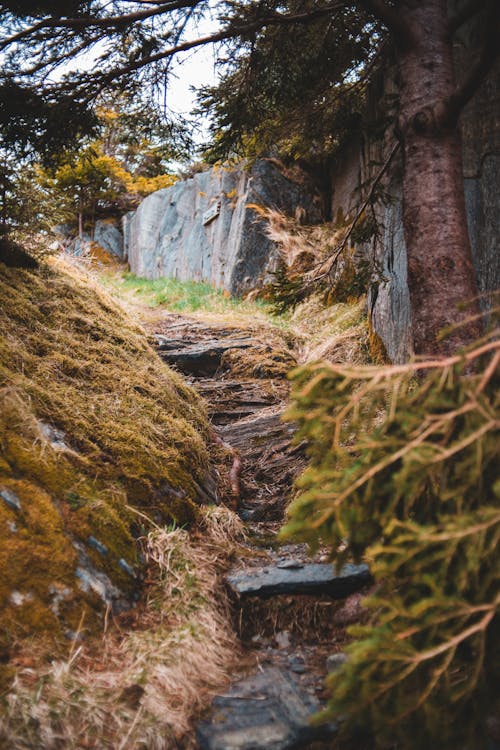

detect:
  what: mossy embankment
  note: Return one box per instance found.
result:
[0,259,211,654]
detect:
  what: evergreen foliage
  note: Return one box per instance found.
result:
[268,262,311,315]
[282,327,500,748]
[198,3,375,166]
[39,141,176,230]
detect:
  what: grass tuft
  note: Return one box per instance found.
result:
[291,296,370,366]
[0,515,242,748]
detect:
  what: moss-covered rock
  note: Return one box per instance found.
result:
[0,259,211,657]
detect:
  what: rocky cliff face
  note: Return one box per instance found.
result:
[54,219,124,259]
[124,160,323,296]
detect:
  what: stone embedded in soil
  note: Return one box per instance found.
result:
[196,666,337,750]
[326,652,348,673]
[74,542,133,613]
[38,421,69,452]
[226,562,371,599]
[1,487,22,511]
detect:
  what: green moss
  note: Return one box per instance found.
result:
[0,259,211,648]
[0,478,78,642]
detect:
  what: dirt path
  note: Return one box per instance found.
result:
[151,313,371,750]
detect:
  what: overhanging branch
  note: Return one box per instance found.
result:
[58,2,346,91]
[0,0,200,51]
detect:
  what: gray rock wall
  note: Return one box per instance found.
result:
[94,220,124,258]
[125,160,322,296]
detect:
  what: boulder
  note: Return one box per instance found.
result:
[53,221,124,260]
[125,160,323,295]
[93,220,124,258]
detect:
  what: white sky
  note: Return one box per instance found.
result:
[50,7,221,149]
[165,8,220,118]
[165,41,219,144]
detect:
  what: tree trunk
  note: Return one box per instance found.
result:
[78,194,83,238]
[396,0,482,357]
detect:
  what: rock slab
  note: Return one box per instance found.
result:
[155,334,253,376]
[226,562,371,599]
[196,667,336,750]
[124,160,322,296]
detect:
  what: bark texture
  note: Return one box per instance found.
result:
[396,0,482,356]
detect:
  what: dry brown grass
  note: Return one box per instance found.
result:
[262,209,345,272]
[291,296,370,366]
[0,507,244,750]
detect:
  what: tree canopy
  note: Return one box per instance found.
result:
[0,95,177,250]
[0,1,384,159]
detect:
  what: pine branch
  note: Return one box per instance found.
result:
[2,2,345,86]
[0,0,199,46]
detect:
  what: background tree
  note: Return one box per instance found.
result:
[39,99,178,237]
[0,0,498,354]
[0,92,178,247]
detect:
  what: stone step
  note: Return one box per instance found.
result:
[194,379,286,425]
[218,410,295,454]
[196,666,337,750]
[226,562,371,599]
[155,335,253,376]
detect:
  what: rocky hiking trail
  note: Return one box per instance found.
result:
[152,314,372,750]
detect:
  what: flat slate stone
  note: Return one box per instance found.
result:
[196,667,336,750]
[155,336,253,376]
[226,562,371,599]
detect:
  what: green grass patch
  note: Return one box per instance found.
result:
[104,271,279,317]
